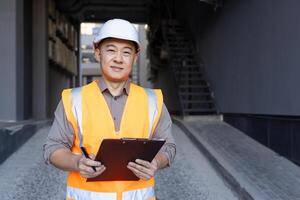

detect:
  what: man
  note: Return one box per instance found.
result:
[43,19,176,200]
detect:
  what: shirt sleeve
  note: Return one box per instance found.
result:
[152,103,176,166]
[43,100,75,164]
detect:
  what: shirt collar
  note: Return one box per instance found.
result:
[98,76,130,96]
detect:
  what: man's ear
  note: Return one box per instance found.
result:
[133,52,139,65]
[94,48,101,63]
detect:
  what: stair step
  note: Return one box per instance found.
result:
[164,23,183,27]
[172,48,194,52]
[172,58,197,61]
[166,34,186,38]
[170,50,194,53]
[183,108,217,113]
[173,68,200,72]
[179,92,212,96]
[171,52,195,57]
[174,71,200,75]
[169,46,191,49]
[167,39,190,43]
[168,43,190,46]
[172,63,200,67]
[175,69,202,72]
[173,64,198,68]
[175,75,203,79]
[175,71,202,74]
[163,24,184,27]
[173,63,199,66]
[171,58,198,62]
[179,85,208,89]
[169,45,191,48]
[179,82,208,86]
[179,88,211,93]
[169,45,191,49]
[176,79,206,84]
[162,20,181,25]
[168,40,191,45]
[172,60,198,64]
[169,46,190,49]
[168,40,189,43]
[177,81,206,86]
[166,30,185,34]
[172,64,199,68]
[166,28,185,32]
[182,100,214,104]
[175,77,203,82]
[167,37,190,41]
[171,49,193,53]
[173,57,196,61]
[174,68,201,72]
[164,22,183,26]
[168,43,190,47]
[179,77,207,81]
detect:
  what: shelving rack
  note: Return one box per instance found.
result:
[47,0,80,116]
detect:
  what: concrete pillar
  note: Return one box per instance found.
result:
[0,0,23,121]
[16,0,25,120]
[32,0,48,119]
[138,25,152,88]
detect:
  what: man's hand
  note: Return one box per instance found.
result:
[77,154,106,178]
[50,148,106,178]
[127,159,159,180]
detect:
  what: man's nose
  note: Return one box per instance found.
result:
[114,51,123,63]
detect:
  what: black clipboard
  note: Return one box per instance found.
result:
[87,138,166,182]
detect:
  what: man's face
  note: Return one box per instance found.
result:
[95,38,138,82]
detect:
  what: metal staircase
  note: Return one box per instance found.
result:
[162,20,217,116]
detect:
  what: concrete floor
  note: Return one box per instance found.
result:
[155,124,237,200]
[0,124,237,200]
[178,118,300,200]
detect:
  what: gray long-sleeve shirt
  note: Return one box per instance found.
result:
[43,77,176,165]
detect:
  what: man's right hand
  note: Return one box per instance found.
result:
[49,148,106,178]
[77,154,106,178]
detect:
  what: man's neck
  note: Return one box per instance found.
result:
[103,78,127,97]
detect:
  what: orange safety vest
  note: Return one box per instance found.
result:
[61,81,163,200]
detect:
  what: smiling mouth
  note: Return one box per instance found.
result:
[110,66,123,72]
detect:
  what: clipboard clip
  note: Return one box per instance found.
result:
[121,138,165,144]
[121,138,145,144]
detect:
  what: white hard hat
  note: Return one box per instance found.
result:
[93,19,140,51]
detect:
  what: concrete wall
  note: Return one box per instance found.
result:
[153,67,181,114]
[23,0,33,119]
[177,0,300,116]
[32,0,48,119]
[0,0,18,121]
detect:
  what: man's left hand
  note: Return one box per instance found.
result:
[127,159,158,180]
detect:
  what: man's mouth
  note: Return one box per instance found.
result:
[110,66,123,72]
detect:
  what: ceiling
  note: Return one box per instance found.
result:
[55,0,150,23]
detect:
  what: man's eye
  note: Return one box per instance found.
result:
[107,49,115,52]
[123,52,131,55]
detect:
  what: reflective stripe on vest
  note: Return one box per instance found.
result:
[122,186,155,200]
[67,186,117,200]
[66,186,155,200]
[144,88,158,139]
[71,87,84,148]
[70,87,158,141]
